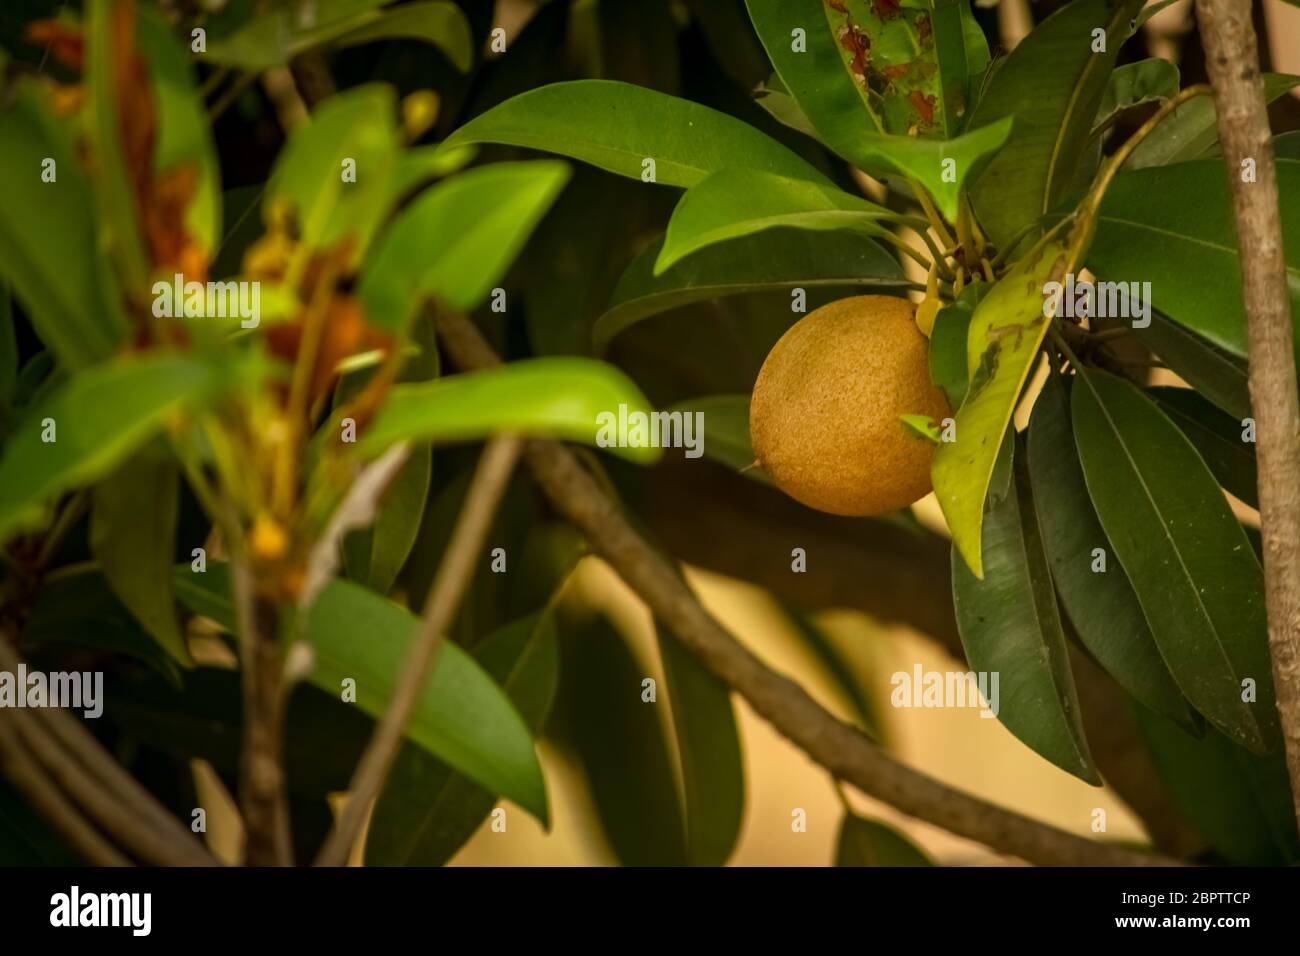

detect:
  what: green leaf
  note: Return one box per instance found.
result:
[0,279,15,415]
[1149,386,1257,509]
[366,611,561,866]
[968,0,1144,250]
[928,281,989,407]
[1125,74,1300,169]
[0,354,218,544]
[329,1,473,68]
[172,565,548,821]
[657,624,745,866]
[1134,313,1252,420]
[656,170,894,275]
[783,607,885,742]
[1134,708,1300,865]
[358,358,660,464]
[265,84,400,265]
[1085,160,1300,359]
[205,0,472,72]
[753,74,820,139]
[139,8,221,256]
[933,240,1065,577]
[0,85,126,368]
[441,80,832,189]
[594,229,907,352]
[836,813,933,867]
[951,441,1099,783]
[358,160,571,333]
[665,394,759,476]
[91,452,191,667]
[555,612,686,865]
[1026,372,1188,724]
[1093,58,1179,132]
[343,444,431,594]
[1070,367,1276,752]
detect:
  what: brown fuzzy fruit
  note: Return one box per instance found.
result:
[749,295,951,517]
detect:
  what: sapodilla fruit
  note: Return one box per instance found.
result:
[749,295,950,517]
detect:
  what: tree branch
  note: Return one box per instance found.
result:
[1196,0,1300,829]
[433,310,1182,867]
[314,435,523,866]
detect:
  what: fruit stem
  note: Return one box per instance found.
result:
[907,177,958,251]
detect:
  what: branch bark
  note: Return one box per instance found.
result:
[315,435,523,866]
[1196,0,1300,828]
[433,310,1181,867]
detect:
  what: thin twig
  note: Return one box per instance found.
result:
[432,309,1182,867]
[1197,0,1300,828]
[314,435,524,866]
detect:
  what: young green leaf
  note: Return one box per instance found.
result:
[1070,367,1277,753]
[91,452,191,667]
[366,612,561,866]
[1086,160,1300,358]
[928,280,989,408]
[657,623,745,866]
[656,170,894,275]
[1026,373,1189,724]
[0,86,127,368]
[265,84,400,265]
[1149,386,1257,509]
[952,441,1099,784]
[933,239,1065,578]
[836,813,933,867]
[0,354,217,544]
[968,0,1145,250]
[358,358,660,464]
[594,229,907,352]
[359,161,571,333]
[343,445,432,594]
[441,80,833,189]
[1124,73,1300,169]
[172,565,548,822]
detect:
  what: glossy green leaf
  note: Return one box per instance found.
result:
[1027,372,1188,723]
[1149,386,1257,509]
[265,84,399,264]
[0,85,126,368]
[1071,367,1276,752]
[343,445,431,594]
[657,170,893,275]
[665,394,760,476]
[366,612,561,866]
[1135,708,1300,865]
[359,161,570,333]
[206,0,471,71]
[556,612,686,866]
[1086,160,1300,358]
[928,281,989,408]
[934,240,1065,577]
[358,358,660,464]
[595,229,907,352]
[139,8,221,255]
[172,565,548,821]
[836,813,933,867]
[91,452,190,667]
[1135,313,1252,421]
[1093,58,1179,132]
[744,0,1011,219]
[1125,74,1300,169]
[952,442,1099,783]
[657,623,745,866]
[968,0,1144,250]
[0,354,217,544]
[441,80,832,189]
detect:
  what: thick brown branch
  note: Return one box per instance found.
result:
[433,310,1181,867]
[1197,0,1300,827]
[315,435,523,866]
